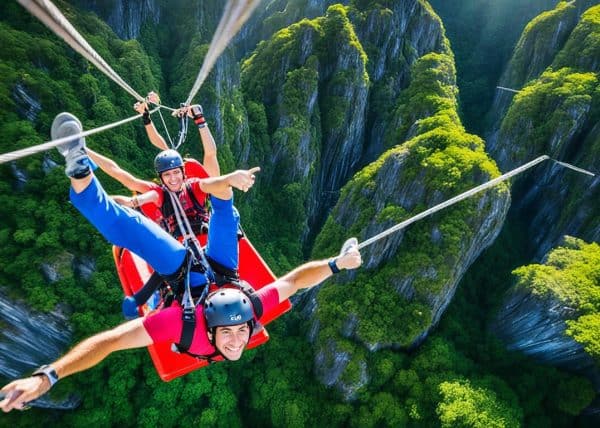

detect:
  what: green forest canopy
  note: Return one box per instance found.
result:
[0,1,598,427]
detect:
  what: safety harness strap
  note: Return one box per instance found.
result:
[178,304,197,353]
[174,348,222,363]
[132,271,164,306]
[160,183,208,239]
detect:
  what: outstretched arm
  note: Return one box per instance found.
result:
[87,148,154,194]
[134,97,169,151]
[199,167,260,200]
[273,245,362,303]
[112,189,160,208]
[0,319,152,412]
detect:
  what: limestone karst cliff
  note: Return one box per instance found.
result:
[493,237,600,387]
[486,3,600,260]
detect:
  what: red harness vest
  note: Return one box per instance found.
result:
[157,181,208,238]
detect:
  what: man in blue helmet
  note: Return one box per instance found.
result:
[0,113,362,412]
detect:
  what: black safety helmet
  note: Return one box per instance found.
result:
[154,149,184,175]
[204,288,256,330]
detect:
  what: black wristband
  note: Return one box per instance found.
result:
[328,259,340,274]
[142,110,151,125]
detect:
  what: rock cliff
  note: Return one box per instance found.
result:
[306,47,510,398]
[485,0,587,134]
[238,1,451,264]
[76,0,160,39]
[492,237,600,383]
[486,3,600,259]
[0,290,79,409]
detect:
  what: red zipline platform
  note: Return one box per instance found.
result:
[112,160,291,381]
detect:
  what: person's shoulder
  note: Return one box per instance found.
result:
[256,284,280,311]
[143,305,183,343]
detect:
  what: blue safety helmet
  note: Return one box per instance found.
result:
[204,288,256,330]
[154,149,184,175]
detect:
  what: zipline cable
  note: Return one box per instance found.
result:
[173,112,189,150]
[16,0,258,154]
[553,160,596,177]
[496,86,521,94]
[17,0,145,101]
[0,108,159,164]
[184,0,261,105]
[357,156,597,250]
[155,107,175,147]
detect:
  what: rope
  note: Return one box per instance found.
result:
[173,113,189,150]
[155,107,175,147]
[166,189,213,311]
[357,156,596,250]
[154,104,177,113]
[496,86,521,94]
[184,0,261,105]
[16,0,258,154]
[0,107,160,164]
[0,110,157,164]
[167,191,195,311]
[17,0,145,101]
[553,160,596,177]
[167,190,207,267]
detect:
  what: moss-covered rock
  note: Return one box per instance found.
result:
[310,43,509,397]
[493,237,600,372]
[554,4,600,72]
[496,67,597,167]
[239,4,369,265]
[485,1,597,135]
[486,3,600,260]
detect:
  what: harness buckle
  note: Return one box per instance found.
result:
[182,305,195,321]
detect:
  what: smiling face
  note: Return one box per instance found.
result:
[212,323,251,360]
[160,168,184,192]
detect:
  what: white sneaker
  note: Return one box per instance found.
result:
[51,113,90,178]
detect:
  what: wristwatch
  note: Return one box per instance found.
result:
[328,258,341,274]
[32,365,59,387]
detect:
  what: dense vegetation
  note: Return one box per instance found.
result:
[513,237,600,363]
[500,67,598,159]
[489,1,599,267]
[312,50,506,348]
[0,1,597,427]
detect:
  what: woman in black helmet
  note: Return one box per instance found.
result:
[0,113,362,412]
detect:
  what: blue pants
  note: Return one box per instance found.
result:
[70,177,239,285]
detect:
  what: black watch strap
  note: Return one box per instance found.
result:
[32,365,59,387]
[328,259,340,274]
